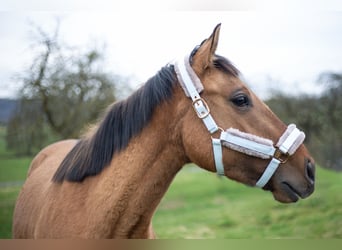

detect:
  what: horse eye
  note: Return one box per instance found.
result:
[231,94,250,107]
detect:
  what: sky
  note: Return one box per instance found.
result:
[0,0,342,99]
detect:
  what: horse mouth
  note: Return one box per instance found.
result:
[281,182,302,202]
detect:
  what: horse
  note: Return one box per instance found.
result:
[12,24,315,238]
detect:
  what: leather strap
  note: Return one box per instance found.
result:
[220,131,275,158]
[212,138,224,176]
[175,57,219,134]
[255,158,281,187]
[254,126,304,187]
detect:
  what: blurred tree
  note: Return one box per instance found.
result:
[266,93,324,144]
[6,23,127,155]
[318,72,342,130]
[317,72,342,170]
[6,98,52,155]
[266,72,342,171]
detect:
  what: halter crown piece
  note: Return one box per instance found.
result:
[175,56,306,188]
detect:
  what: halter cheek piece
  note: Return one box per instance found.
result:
[175,56,305,188]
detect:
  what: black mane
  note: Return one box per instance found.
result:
[53,65,177,182]
[213,55,240,77]
[53,55,239,183]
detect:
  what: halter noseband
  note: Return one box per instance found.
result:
[175,56,305,188]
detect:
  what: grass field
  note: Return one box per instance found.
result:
[153,166,342,238]
[0,126,341,238]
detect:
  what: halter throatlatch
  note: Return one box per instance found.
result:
[175,56,306,188]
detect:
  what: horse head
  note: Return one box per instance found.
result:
[177,24,315,203]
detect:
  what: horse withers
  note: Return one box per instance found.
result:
[13,24,315,238]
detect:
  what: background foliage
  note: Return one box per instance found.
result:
[5,24,126,155]
[266,73,342,170]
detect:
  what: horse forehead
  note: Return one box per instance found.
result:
[202,71,245,93]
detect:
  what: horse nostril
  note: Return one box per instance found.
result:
[305,159,315,184]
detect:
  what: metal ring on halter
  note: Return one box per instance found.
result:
[273,148,290,164]
[211,127,224,138]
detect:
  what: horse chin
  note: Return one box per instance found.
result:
[270,182,302,203]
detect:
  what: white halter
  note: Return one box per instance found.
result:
[175,56,305,188]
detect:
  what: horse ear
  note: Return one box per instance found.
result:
[191,23,221,73]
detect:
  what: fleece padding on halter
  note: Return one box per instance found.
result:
[174,56,204,97]
[220,125,305,187]
[276,124,305,155]
[221,128,274,159]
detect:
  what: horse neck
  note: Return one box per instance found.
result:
[93,88,188,238]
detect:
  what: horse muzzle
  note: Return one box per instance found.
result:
[271,157,315,203]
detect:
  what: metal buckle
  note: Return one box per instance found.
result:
[192,98,210,119]
[210,127,224,139]
[273,148,290,163]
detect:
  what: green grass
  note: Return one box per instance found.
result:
[0,126,30,238]
[0,158,31,182]
[0,129,31,182]
[0,186,21,238]
[0,126,341,238]
[153,166,342,238]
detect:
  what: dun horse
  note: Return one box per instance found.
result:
[13,24,315,238]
